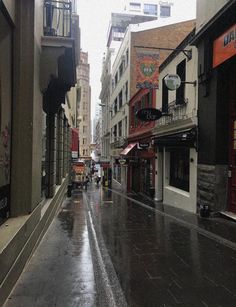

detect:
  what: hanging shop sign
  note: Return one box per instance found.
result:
[164,74,181,90]
[138,142,150,149]
[136,51,159,89]
[136,108,162,121]
[213,23,236,68]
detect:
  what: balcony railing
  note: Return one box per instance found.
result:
[43,0,72,37]
[111,137,128,149]
[157,99,197,126]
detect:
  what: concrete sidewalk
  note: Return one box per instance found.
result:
[3,191,97,307]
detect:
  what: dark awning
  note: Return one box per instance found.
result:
[152,128,197,148]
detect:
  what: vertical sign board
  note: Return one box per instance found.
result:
[213,23,236,68]
[136,51,159,89]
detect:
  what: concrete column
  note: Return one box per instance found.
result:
[11,0,42,215]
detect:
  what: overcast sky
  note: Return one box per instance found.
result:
[77,0,126,119]
[77,0,196,120]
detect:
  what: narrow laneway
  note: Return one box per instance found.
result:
[4,183,236,307]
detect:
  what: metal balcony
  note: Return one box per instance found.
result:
[43,0,72,37]
[112,137,128,149]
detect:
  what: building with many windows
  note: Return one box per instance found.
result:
[110,20,195,191]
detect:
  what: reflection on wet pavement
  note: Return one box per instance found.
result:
[86,188,236,307]
[4,192,97,307]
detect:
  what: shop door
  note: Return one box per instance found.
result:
[228,64,236,214]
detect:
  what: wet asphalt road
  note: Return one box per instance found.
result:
[86,186,236,307]
[4,183,236,307]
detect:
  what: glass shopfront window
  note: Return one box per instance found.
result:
[0,10,13,225]
[170,148,189,192]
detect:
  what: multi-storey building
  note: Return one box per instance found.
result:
[77,52,91,160]
[100,0,196,190]
[0,1,79,304]
[110,20,195,191]
[192,0,236,216]
[152,30,198,213]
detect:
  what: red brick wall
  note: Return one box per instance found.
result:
[130,20,196,98]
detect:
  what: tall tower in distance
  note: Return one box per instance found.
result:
[77,51,91,160]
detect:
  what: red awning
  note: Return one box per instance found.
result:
[120,143,137,155]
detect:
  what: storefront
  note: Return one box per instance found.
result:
[153,128,198,213]
[192,1,236,214]
[121,141,155,197]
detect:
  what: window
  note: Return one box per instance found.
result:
[119,62,123,78]
[119,91,123,109]
[83,138,86,145]
[147,90,153,107]
[114,98,118,113]
[129,2,141,11]
[113,125,117,139]
[118,121,122,137]
[162,77,169,113]
[134,101,140,127]
[115,72,118,86]
[160,5,171,17]
[124,117,127,137]
[125,81,128,102]
[131,106,135,127]
[144,4,157,15]
[76,88,81,104]
[126,49,129,66]
[170,149,189,192]
[141,95,145,109]
[176,59,186,105]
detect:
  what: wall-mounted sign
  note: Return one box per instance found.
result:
[213,23,236,68]
[138,142,150,149]
[136,108,162,121]
[164,74,181,90]
[136,51,159,89]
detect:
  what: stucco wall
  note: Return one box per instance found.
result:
[196,0,229,32]
[164,148,198,213]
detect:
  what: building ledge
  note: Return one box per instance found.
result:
[0,178,68,307]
